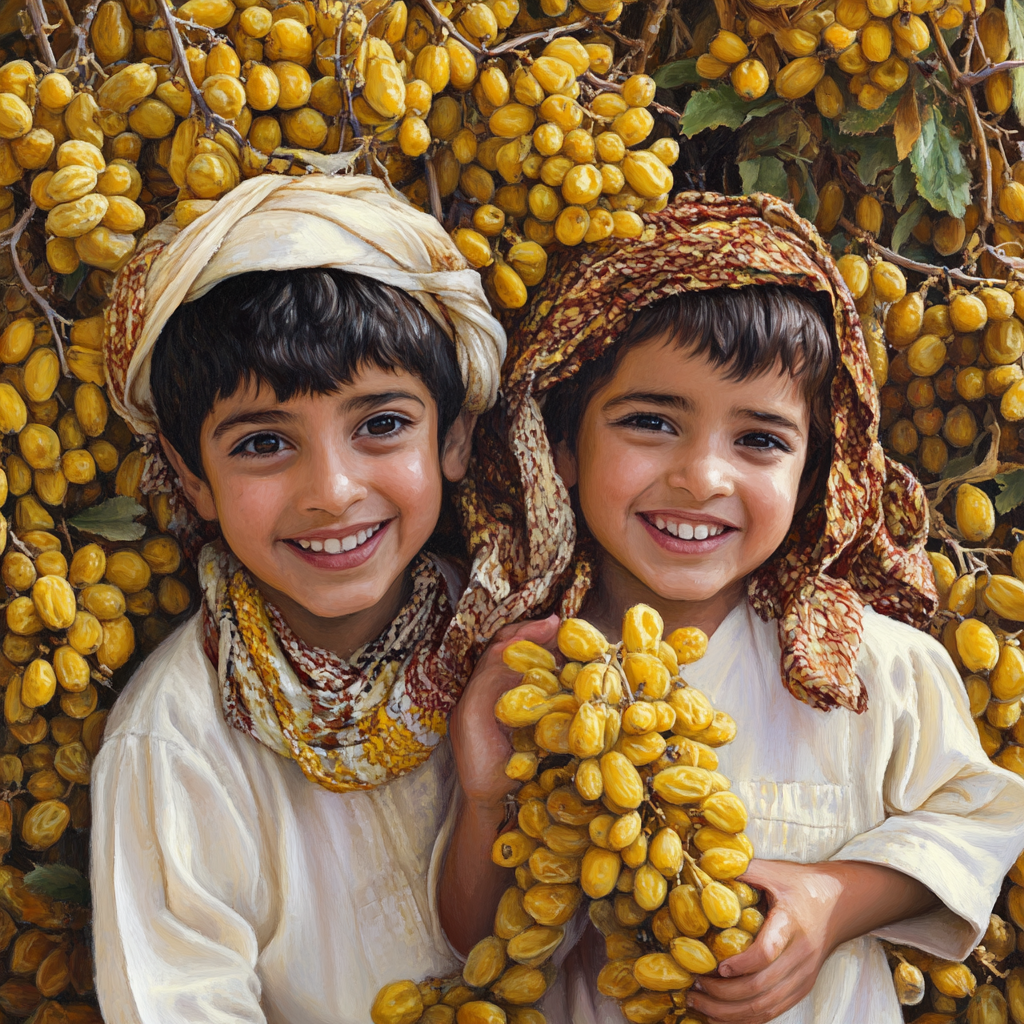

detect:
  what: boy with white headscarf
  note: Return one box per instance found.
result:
[91,174,510,1022]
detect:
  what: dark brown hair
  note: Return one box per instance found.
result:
[542,284,838,477]
[151,268,466,478]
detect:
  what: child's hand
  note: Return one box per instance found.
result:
[448,614,560,813]
[685,859,938,1024]
[684,860,843,1024]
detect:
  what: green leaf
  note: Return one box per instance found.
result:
[59,263,88,301]
[891,198,926,254]
[679,85,779,137]
[996,470,1024,514]
[892,159,915,211]
[838,90,901,134]
[795,165,819,223]
[852,137,898,187]
[24,864,91,907]
[69,496,147,541]
[738,156,788,199]
[1006,0,1024,121]
[828,231,848,257]
[941,453,978,480]
[910,108,971,218]
[653,59,700,89]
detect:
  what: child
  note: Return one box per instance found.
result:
[445,192,1024,1023]
[90,174,508,1023]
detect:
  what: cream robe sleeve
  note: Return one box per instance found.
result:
[92,726,272,1023]
[831,615,1024,960]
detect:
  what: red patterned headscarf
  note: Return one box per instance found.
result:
[458,191,938,714]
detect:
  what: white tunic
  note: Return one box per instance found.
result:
[90,614,461,1024]
[545,602,1024,1024]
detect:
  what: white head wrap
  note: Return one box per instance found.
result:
[105,174,507,435]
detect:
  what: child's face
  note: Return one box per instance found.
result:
[560,334,813,609]
[171,364,472,621]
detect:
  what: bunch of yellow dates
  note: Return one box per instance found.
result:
[824,259,1024,1018]
[371,604,760,1024]
[692,0,1003,120]
[0,0,678,316]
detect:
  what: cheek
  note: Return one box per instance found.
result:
[576,433,639,528]
[748,464,805,541]
[376,447,444,527]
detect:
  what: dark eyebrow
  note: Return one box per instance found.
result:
[343,390,426,413]
[604,391,692,411]
[737,409,803,434]
[211,408,296,440]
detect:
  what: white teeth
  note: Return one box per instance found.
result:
[678,522,694,540]
[666,522,678,536]
[299,522,384,554]
[694,524,708,540]
[655,518,666,531]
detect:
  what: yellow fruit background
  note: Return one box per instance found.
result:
[1,0,1024,1020]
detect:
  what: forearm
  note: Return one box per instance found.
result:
[439,799,510,956]
[823,860,941,950]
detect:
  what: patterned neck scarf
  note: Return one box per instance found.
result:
[198,544,468,792]
[459,192,938,714]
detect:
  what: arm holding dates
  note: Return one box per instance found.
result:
[439,615,560,956]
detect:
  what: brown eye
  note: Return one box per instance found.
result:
[364,415,401,436]
[232,433,284,456]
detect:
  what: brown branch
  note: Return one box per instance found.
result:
[8,204,71,375]
[930,13,992,233]
[582,71,681,119]
[419,0,483,53]
[69,0,100,75]
[960,60,1024,87]
[488,19,591,56]
[425,151,443,224]
[419,0,588,57]
[26,0,58,69]
[634,0,669,74]
[838,216,996,286]
[155,0,245,149]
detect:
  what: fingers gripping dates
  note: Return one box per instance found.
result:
[371,605,760,1024]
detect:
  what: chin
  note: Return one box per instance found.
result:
[637,568,732,604]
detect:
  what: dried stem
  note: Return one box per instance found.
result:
[419,0,588,58]
[930,13,993,232]
[26,0,58,69]
[488,19,591,56]
[69,0,100,75]
[960,59,1024,87]
[155,0,245,149]
[8,203,71,375]
[634,0,669,74]
[838,217,996,286]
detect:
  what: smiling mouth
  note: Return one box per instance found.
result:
[641,514,734,541]
[289,521,387,554]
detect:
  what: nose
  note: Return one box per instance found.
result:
[666,439,735,502]
[302,438,368,516]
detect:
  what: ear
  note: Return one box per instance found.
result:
[441,410,477,483]
[552,440,578,489]
[159,434,219,522]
